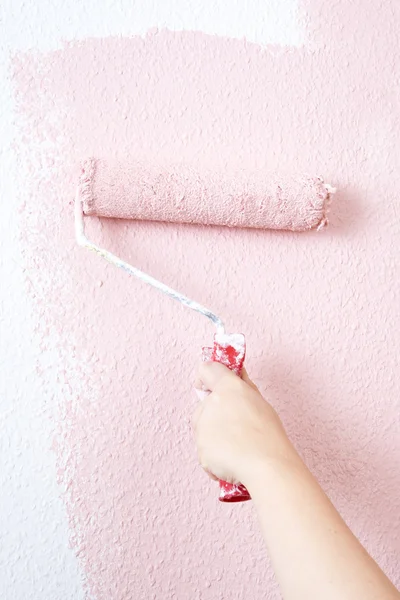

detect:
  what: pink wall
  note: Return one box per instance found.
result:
[12,1,400,598]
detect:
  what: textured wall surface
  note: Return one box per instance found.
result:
[1,1,400,599]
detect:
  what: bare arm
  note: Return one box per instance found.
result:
[193,362,399,600]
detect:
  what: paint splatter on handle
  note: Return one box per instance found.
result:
[202,333,251,503]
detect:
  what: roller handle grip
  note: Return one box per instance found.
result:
[202,334,251,503]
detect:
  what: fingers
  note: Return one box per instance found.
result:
[191,404,218,482]
[196,361,258,394]
[241,367,259,391]
[196,361,236,392]
[204,468,218,481]
[194,388,209,401]
[194,376,207,391]
[192,400,204,430]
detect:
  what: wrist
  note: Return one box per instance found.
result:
[240,437,304,498]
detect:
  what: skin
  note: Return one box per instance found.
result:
[193,362,400,600]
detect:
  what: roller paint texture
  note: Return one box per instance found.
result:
[77,157,333,502]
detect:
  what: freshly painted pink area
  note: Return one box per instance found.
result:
[13,4,400,599]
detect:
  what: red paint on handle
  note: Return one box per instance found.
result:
[202,333,251,503]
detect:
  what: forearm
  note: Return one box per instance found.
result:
[244,450,399,600]
[193,362,399,598]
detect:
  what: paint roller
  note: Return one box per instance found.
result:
[75,157,334,502]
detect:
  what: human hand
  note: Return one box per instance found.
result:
[193,364,400,600]
[192,362,295,488]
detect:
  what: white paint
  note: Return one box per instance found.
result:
[1,0,304,51]
[0,75,86,600]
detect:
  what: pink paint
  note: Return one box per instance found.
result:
[13,3,400,598]
[79,157,332,231]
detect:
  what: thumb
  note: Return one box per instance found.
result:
[197,361,236,392]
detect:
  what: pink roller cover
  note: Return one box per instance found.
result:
[80,158,333,231]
